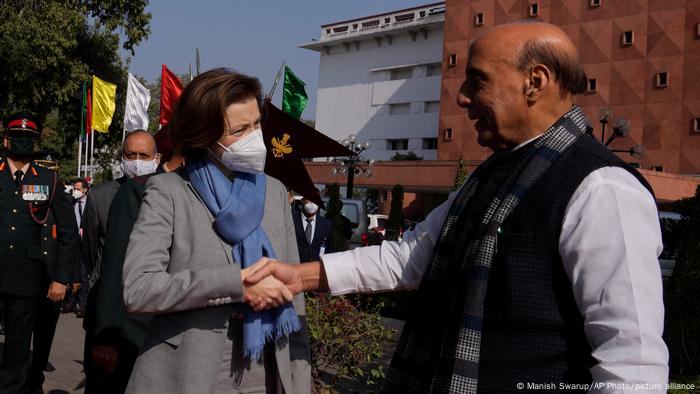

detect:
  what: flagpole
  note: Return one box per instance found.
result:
[84,132,89,177]
[77,137,83,177]
[266,61,286,100]
[196,48,201,75]
[90,130,95,178]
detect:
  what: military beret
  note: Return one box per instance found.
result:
[2,111,42,136]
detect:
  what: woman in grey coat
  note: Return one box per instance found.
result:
[122,68,311,394]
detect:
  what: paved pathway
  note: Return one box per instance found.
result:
[0,313,85,394]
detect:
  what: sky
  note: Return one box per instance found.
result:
[124,0,432,120]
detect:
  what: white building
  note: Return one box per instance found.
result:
[300,2,445,161]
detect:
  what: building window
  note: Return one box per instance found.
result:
[653,166,664,172]
[696,23,700,38]
[389,67,413,80]
[332,25,348,33]
[395,13,415,22]
[426,63,442,77]
[448,54,457,66]
[422,138,438,150]
[656,72,669,87]
[587,78,597,92]
[628,162,641,169]
[444,128,453,141]
[425,101,441,113]
[362,20,379,29]
[529,3,539,17]
[694,117,700,132]
[475,12,484,26]
[388,103,411,115]
[387,139,409,150]
[352,23,358,30]
[326,29,330,34]
[622,30,634,46]
[590,0,601,7]
[419,11,426,17]
[384,17,390,23]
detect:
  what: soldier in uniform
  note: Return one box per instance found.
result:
[28,154,80,394]
[0,111,79,393]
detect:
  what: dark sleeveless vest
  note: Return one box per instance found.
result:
[468,135,652,393]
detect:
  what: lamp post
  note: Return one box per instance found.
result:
[333,134,374,199]
[590,108,645,162]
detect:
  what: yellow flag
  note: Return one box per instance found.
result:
[92,75,117,133]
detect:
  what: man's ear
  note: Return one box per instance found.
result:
[525,64,552,102]
[155,153,162,165]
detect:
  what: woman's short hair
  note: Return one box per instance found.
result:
[169,68,262,158]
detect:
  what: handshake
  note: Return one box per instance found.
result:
[241,257,325,311]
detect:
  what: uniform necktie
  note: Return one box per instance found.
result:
[14,170,23,187]
[305,218,313,244]
[78,200,83,216]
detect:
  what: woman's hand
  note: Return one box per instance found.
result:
[242,263,294,311]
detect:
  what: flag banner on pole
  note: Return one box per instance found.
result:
[86,88,92,137]
[262,101,353,208]
[124,73,151,132]
[281,66,308,119]
[159,64,184,126]
[80,82,87,141]
[92,75,117,133]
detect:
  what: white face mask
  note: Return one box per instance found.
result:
[216,129,267,174]
[72,190,84,200]
[121,158,159,178]
[303,202,318,215]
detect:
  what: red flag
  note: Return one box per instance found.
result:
[86,88,92,138]
[159,64,184,126]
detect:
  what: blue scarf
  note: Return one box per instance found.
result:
[185,157,300,361]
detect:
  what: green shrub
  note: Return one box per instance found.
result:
[306,294,396,392]
[385,185,404,241]
[664,186,700,376]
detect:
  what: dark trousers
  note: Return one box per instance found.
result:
[0,293,39,394]
[28,295,61,390]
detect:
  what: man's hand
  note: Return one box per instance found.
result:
[72,283,81,293]
[243,257,306,312]
[47,281,67,302]
[241,259,294,312]
[92,345,118,374]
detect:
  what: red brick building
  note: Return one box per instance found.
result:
[438,0,700,175]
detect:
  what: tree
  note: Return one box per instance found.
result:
[385,185,404,241]
[664,186,700,376]
[324,184,349,252]
[0,1,151,181]
[452,158,468,191]
[390,151,423,161]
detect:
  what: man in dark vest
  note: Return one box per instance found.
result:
[292,198,334,262]
[244,23,668,393]
[0,112,79,393]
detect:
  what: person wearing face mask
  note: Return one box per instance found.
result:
[80,130,160,393]
[86,127,183,394]
[121,68,310,394]
[292,198,334,263]
[61,177,90,317]
[0,111,79,393]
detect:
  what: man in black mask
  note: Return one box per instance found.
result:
[0,111,79,393]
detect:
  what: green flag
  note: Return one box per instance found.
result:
[281,66,308,119]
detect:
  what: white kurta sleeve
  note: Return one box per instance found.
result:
[323,188,460,295]
[559,167,668,393]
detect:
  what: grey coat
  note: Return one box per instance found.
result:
[122,171,311,394]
